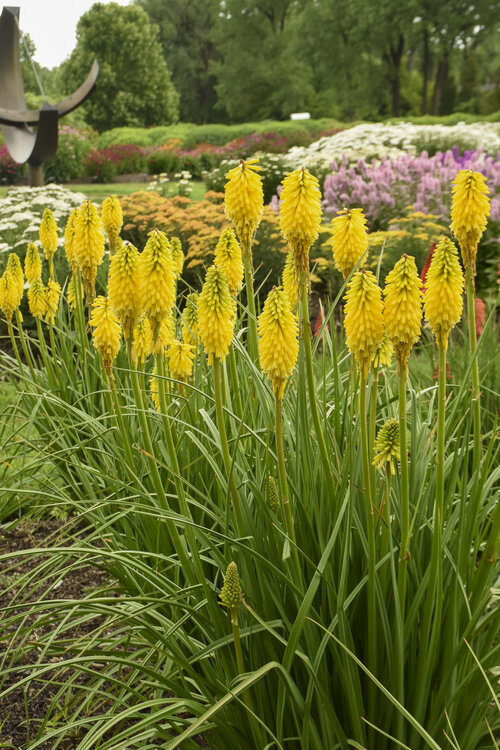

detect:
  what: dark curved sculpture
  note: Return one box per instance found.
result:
[0,6,98,186]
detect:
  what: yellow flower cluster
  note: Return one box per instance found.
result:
[24,243,42,283]
[258,286,299,399]
[372,331,394,369]
[167,340,194,382]
[384,255,423,376]
[343,270,384,378]
[155,315,176,356]
[0,254,24,321]
[28,277,47,319]
[225,159,263,248]
[39,207,58,260]
[198,265,236,364]
[101,194,123,251]
[74,201,105,298]
[108,240,140,340]
[279,167,322,273]
[329,208,368,280]
[451,169,490,274]
[181,293,199,348]
[214,228,244,295]
[423,237,464,350]
[44,280,61,325]
[170,236,185,278]
[64,207,79,270]
[89,296,122,371]
[139,229,176,331]
[133,315,153,365]
[282,248,297,309]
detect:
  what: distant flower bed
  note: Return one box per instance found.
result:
[0,184,86,271]
[323,148,500,229]
[284,122,500,174]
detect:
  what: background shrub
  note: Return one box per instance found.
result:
[0,145,25,185]
[44,126,92,184]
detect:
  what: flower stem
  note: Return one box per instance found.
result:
[466,271,482,471]
[397,367,409,621]
[299,272,335,494]
[243,239,258,362]
[275,394,300,578]
[213,357,244,533]
[15,310,37,382]
[359,371,377,714]
[230,605,262,746]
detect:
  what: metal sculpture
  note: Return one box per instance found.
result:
[0,6,98,186]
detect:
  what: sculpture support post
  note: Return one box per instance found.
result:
[29,164,43,187]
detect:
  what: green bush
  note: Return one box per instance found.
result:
[44,126,92,184]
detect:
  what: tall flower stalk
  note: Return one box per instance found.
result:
[258,286,300,574]
[451,169,490,469]
[383,255,422,616]
[198,265,241,529]
[279,167,334,489]
[224,159,263,360]
[343,268,384,696]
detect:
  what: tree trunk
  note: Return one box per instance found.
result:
[384,34,405,117]
[421,27,431,115]
[432,52,449,115]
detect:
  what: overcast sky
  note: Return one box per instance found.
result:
[9,0,131,69]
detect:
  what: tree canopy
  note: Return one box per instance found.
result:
[60,2,179,131]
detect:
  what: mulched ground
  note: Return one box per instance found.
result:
[0,520,210,750]
[0,520,109,749]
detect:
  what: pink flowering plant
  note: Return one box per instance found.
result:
[0,144,25,185]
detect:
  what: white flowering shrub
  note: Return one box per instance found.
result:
[282,121,500,173]
[0,184,87,266]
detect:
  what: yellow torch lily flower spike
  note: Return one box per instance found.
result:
[424,237,464,350]
[133,314,153,366]
[67,275,76,310]
[44,280,61,325]
[181,293,199,348]
[372,331,394,369]
[39,207,58,261]
[282,248,297,309]
[214,228,244,295]
[167,339,194,384]
[108,240,140,341]
[224,159,263,249]
[0,269,22,321]
[198,265,236,365]
[6,253,24,302]
[149,363,161,412]
[155,314,176,356]
[343,270,384,378]
[279,167,322,275]
[258,286,299,399]
[101,194,123,252]
[329,207,369,280]
[219,561,241,608]
[28,277,47,319]
[74,200,105,300]
[373,418,400,474]
[89,296,122,373]
[24,243,42,283]
[451,170,490,275]
[170,236,184,279]
[384,255,423,377]
[139,229,176,333]
[64,207,79,270]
